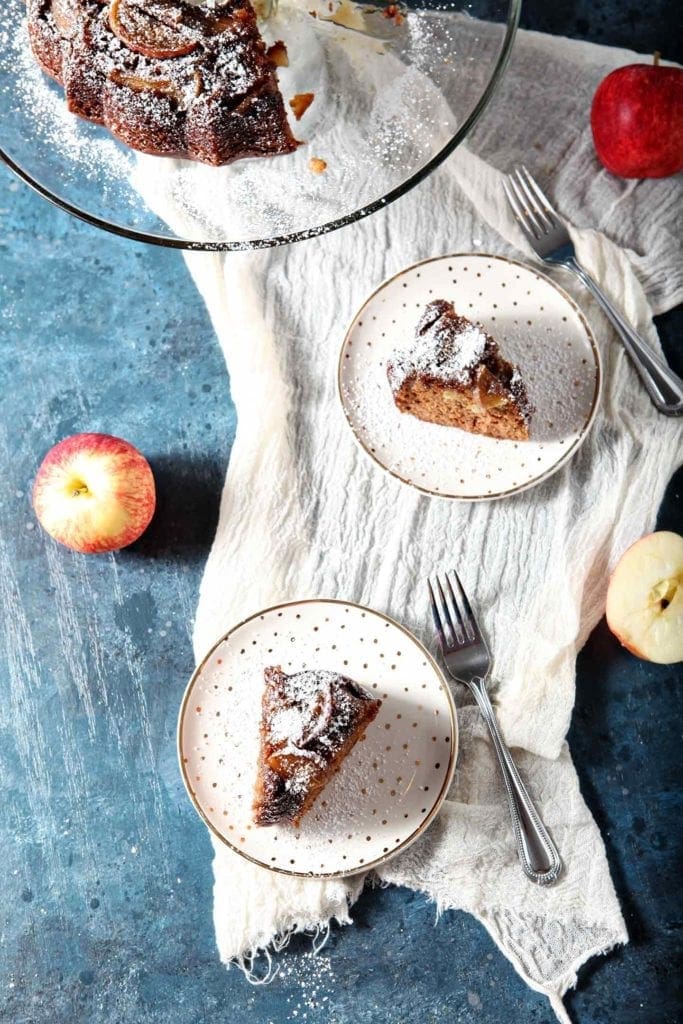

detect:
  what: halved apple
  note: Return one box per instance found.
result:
[109,0,199,59]
[606,531,683,664]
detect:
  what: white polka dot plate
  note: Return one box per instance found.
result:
[338,253,601,500]
[178,599,457,878]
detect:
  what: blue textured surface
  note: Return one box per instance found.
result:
[1,9,682,1024]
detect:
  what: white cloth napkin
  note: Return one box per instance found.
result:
[134,21,683,1023]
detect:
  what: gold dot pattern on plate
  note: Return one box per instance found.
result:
[179,600,456,878]
[338,253,600,501]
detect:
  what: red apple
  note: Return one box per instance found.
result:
[591,56,683,178]
[606,531,683,664]
[32,433,156,554]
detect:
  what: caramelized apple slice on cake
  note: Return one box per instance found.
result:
[109,0,201,59]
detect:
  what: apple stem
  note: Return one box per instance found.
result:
[653,50,661,66]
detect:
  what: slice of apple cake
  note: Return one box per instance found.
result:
[387,300,533,441]
[253,666,381,827]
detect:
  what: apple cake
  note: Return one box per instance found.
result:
[387,300,533,441]
[26,0,299,164]
[253,666,382,827]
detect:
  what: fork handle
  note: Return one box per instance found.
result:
[565,257,683,416]
[469,678,562,886]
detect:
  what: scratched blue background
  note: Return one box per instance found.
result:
[1,5,682,1023]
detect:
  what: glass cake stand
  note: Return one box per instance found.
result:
[0,1,520,250]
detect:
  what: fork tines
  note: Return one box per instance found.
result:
[428,570,477,649]
[503,166,559,240]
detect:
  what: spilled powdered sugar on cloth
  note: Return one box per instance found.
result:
[130,15,683,1024]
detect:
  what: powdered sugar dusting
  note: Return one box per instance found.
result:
[269,704,308,745]
[267,669,374,747]
[387,300,492,392]
[275,949,336,1021]
[2,20,135,190]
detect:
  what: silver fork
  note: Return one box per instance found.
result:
[428,569,562,886]
[503,165,683,416]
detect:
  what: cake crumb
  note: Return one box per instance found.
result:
[383,5,405,26]
[327,0,367,30]
[290,92,315,121]
[309,157,327,174]
[267,41,289,67]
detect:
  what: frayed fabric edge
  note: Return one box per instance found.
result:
[215,868,367,982]
[427,893,628,1023]
[226,905,358,986]
[232,875,384,983]
[474,915,628,1024]
[541,936,628,1024]
[230,921,333,985]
